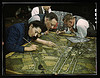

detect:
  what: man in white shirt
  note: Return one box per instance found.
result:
[56,14,96,38]
[31,6,52,16]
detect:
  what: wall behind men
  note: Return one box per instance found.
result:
[51,2,96,25]
[2,2,96,25]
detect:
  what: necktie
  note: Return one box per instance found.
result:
[73,27,77,32]
[45,10,48,14]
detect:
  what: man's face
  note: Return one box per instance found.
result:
[63,19,74,28]
[28,24,41,38]
[43,6,51,11]
[45,18,57,30]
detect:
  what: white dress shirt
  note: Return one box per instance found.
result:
[65,19,89,38]
[31,6,52,16]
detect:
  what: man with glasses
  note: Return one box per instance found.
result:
[6,21,56,53]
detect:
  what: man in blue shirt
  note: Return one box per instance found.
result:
[6,20,56,53]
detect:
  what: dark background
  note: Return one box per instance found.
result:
[2,2,96,25]
[1,1,99,76]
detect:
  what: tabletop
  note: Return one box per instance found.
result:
[5,32,97,75]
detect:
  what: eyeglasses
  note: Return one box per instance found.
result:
[50,22,57,29]
[35,30,41,37]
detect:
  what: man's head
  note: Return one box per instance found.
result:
[44,12,58,30]
[63,14,75,28]
[28,21,46,40]
[42,6,51,11]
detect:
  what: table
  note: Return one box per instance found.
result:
[5,32,97,75]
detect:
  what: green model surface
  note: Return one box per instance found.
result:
[6,32,96,74]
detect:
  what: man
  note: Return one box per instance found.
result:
[56,14,96,38]
[31,6,51,16]
[28,12,58,34]
[6,21,56,53]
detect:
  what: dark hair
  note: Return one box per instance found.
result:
[24,20,47,38]
[63,13,74,22]
[45,12,58,21]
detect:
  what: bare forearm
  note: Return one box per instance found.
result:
[61,31,66,33]
[56,30,65,34]
[35,38,47,45]
[35,38,56,47]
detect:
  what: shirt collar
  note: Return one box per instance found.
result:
[41,6,45,13]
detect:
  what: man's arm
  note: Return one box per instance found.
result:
[6,26,24,52]
[35,38,56,47]
[56,30,66,34]
[49,8,52,13]
[74,25,87,38]
[56,29,72,34]
[74,19,89,38]
[31,7,39,16]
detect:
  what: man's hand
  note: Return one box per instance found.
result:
[46,41,57,47]
[56,30,61,34]
[44,30,49,35]
[69,27,75,33]
[56,30,66,34]
[24,44,38,51]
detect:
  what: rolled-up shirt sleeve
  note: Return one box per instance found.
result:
[74,19,89,38]
[6,26,24,53]
[31,7,39,16]
[74,26,87,38]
